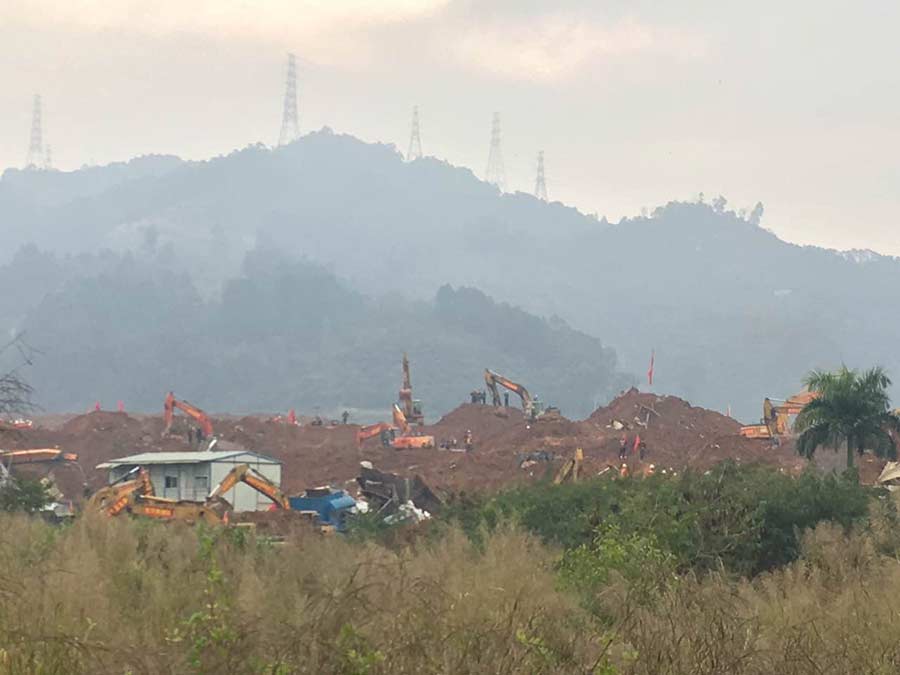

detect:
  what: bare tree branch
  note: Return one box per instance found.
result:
[0,334,38,417]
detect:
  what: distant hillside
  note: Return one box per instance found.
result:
[4,248,629,418]
[4,132,900,418]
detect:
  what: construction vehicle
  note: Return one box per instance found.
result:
[163,391,213,438]
[208,463,291,509]
[90,463,280,524]
[553,448,583,485]
[0,448,78,464]
[355,406,435,449]
[356,422,394,446]
[740,391,818,440]
[289,487,357,532]
[88,467,154,516]
[391,405,435,449]
[483,369,561,421]
[398,353,425,426]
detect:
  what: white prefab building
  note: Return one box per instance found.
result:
[98,450,283,512]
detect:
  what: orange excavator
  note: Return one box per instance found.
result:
[484,369,560,421]
[356,421,394,446]
[355,405,435,449]
[398,353,425,426]
[163,392,213,438]
[740,391,818,440]
[390,404,435,449]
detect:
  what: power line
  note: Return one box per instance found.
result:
[278,53,300,146]
[485,112,506,192]
[534,150,547,201]
[26,94,43,169]
[407,106,422,160]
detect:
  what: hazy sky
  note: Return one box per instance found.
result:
[2,1,899,254]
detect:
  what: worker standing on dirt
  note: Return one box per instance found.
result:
[632,434,641,458]
[464,429,473,452]
[342,410,350,425]
[639,440,647,461]
[619,435,629,461]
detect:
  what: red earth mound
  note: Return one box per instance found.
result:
[0,392,882,506]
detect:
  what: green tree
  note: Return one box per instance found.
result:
[0,476,51,513]
[795,366,900,470]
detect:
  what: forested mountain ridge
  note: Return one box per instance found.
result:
[3,130,900,418]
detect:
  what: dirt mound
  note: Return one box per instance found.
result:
[583,388,806,474]
[4,393,878,507]
[61,411,143,436]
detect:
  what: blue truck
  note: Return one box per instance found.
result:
[288,487,357,532]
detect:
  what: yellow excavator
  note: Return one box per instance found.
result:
[483,369,560,421]
[553,448,583,484]
[208,463,291,509]
[398,353,425,426]
[89,463,289,524]
[740,391,818,440]
[87,467,155,516]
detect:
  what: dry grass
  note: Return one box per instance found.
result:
[4,508,900,674]
[597,514,900,674]
[0,516,599,674]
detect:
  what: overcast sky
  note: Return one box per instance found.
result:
[2,1,898,254]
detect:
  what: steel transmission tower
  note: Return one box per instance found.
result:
[407,106,423,160]
[485,112,506,191]
[26,94,44,169]
[278,53,300,146]
[44,145,53,170]
[534,151,547,201]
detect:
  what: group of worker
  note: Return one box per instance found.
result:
[618,434,648,462]
[186,427,206,448]
[470,390,512,407]
[437,429,474,452]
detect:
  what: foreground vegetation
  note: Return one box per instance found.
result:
[3,465,900,674]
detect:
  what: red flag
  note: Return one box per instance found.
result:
[647,350,655,386]
[117,400,124,413]
[94,401,101,412]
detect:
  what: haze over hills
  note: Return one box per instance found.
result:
[2,130,900,419]
[0,246,628,418]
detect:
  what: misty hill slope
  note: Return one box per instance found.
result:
[5,249,629,418]
[5,132,900,417]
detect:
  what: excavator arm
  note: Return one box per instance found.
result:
[392,404,410,436]
[208,463,290,509]
[0,449,78,464]
[164,392,214,437]
[88,468,154,516]
[484,369,534,413]
[356,422,393,446]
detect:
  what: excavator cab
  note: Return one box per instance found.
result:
[412,400,423,418]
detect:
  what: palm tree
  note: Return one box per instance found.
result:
[794,366,900,470]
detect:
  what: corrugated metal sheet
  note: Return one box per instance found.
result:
[96,450,280,469]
